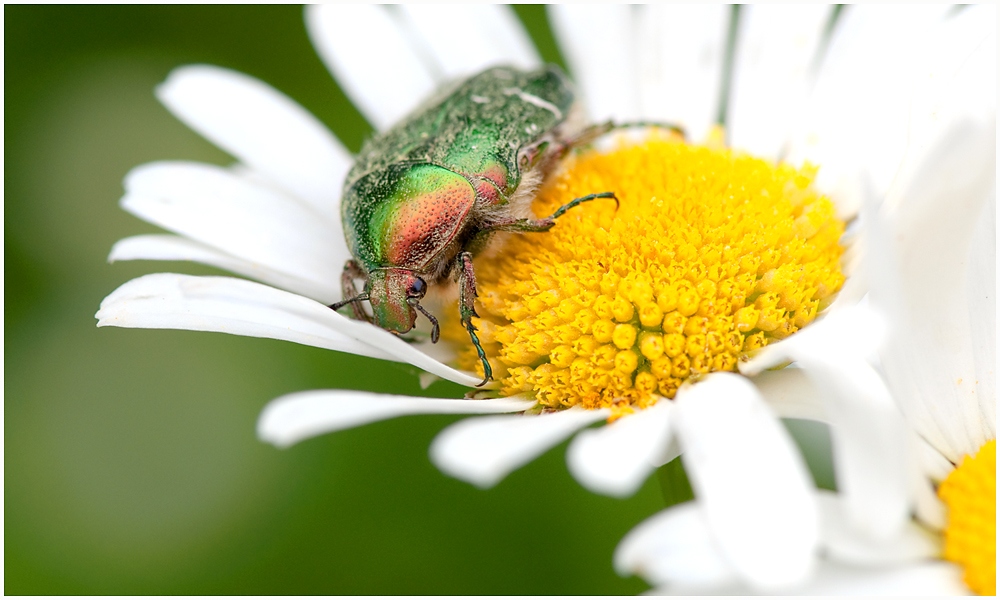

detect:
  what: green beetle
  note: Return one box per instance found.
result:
[333,65,637,385]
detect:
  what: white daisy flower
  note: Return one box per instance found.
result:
[96,7,965,589]
[617,6,995,594]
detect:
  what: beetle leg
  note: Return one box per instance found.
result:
[457,251,493,386]
[610,120,687,140]
[553,121,687,160]
[329,259,372,322]
[481,191,619,234]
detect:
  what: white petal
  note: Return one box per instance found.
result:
[156,65,351,217]
[967,189,996,437]
[306,4,436,131]
[747,307,913,541]
[614,502,738,588]
[785,5,954,218]
[109,234,339,302]
[872,71,996,462]
[635,5,728,142]
[727,4,831,159]
[566,399,674,498]
[916,435,956,483]
[791,561,968,596]
[397,5,539,80]
[96,273,483,388]
[258,389,534,448]
[121,161,346,304]
[816,490,940,566]
[547,5,639,122]
[750,367,829,422]
[674,373,819,591]
[429,406,609,489]
[740,306,884,376]
[912,471,948,531]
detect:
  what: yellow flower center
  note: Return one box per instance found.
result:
[446,134,845,413]
[938,439,996,596]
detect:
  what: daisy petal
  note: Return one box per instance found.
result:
[785,5,953,217]
[614,502,738,587]
[398,5,539,80]
[793,562,968,596]
[306,5,436,131]
[816,491,939,566]
[96,273,483,387]
[912,471,947,531]
[258,390,534,448]
[674,373,818,590]
[97,272,391,358]
[566,400,674,498]
[109,234,338,302]
[156,65,351,217]
[547,5,639,122]
[635,5,728,142]
[746,308,912,541]
[874,90,996,460]
[967,191,996,437]
[739,306,884,376]
[122,161,346,303]
[429,407,609,489]
[727,5,830,159]
[750,367,829,422]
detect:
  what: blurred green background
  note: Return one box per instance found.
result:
[5,5,669,594]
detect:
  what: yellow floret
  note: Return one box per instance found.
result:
[939,440,996,596]
[446,135,845,410]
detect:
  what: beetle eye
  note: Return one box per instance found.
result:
[407,277,427,298]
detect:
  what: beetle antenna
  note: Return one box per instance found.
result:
[414,303,440,343]
[329,293,369,311]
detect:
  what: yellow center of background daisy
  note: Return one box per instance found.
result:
[446,135,845,412]
[938,439,996,596]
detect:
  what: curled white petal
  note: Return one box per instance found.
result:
[121,161,345,303]
[749,307,912,541]
[156,64,351,217]
[614,502,738,588]
[307,4,436,130]
[258,390,534,448]
[96,273,483,387]
[816,491,939,566]
[429,407,608,489]
[739,306,885,376]
[750,367,829,422]
[398,5,539,79]
[566,399,674,498]
[674,373,818,591]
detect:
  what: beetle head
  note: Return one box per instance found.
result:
[366,268,439,342]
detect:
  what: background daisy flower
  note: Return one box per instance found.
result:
[617,6,995,594]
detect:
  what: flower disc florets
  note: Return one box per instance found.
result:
[447,134,845,412]
[939,439,996,596]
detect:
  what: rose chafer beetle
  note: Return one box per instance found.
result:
[333,65,676,385]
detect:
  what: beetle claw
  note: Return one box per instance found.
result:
[414,303,440,343]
